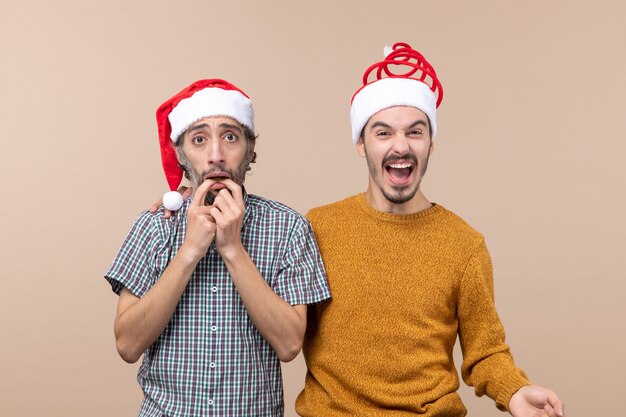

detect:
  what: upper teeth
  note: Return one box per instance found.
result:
[388,163,412,168]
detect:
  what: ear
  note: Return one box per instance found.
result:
[246,137,256,161]
[429,139,435,156]
[357,136,366,158]
[173,141,184,165]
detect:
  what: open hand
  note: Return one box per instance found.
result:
[509,384,565,417]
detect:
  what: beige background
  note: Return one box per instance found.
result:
[1,1,624,416]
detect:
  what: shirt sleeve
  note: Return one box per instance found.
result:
[457,239,529,411]
[104,211,171,298]
[273,219,331,306]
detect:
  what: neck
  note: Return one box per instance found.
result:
[364,187,432,215]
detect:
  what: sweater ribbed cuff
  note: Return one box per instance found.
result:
[495,373,530,411]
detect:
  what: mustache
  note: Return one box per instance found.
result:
[382,153,418,166]
[201,165,235,206]
[200,164,234,179]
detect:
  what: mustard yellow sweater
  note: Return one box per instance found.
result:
[296,194,529,417]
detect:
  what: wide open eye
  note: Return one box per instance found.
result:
[224,133,239,142]
[192,135,206,145]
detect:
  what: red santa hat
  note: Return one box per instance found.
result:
[155,79,254,210]
[350,42,444,144]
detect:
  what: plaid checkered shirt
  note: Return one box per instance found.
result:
[105,192,331,417]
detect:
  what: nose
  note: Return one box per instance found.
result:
[390,133,410,154]
[207,137,224,164]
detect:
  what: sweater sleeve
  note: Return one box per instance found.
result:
[457,239,529,411]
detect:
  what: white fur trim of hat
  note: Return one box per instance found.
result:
[168,87,254,142]
[350,77,437,144]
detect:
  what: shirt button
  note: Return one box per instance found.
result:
[208,399,214,406]
[211,286,218,293]
[209,362,216,368]
[211,325,217,332]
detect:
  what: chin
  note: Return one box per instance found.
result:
[384,185,420,204]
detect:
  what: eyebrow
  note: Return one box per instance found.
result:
[186,122,244,135]
[218,122,243,133]
[407,120,428,130]
[369,121,392,130]
[368,119,428,130]
[187,123,211,134]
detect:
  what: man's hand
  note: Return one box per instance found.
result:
[208,178,307,362]
[149,186,192,218]
[210,179,245,258]
[179,181,216,263]
[509,384,565,417]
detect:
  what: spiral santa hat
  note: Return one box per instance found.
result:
[350,42,444,144]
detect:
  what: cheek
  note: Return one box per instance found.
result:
[364,153,381,178]
[186,152,205,167]
[238,145,250,161]
[228,144,249,167]
[363,140,389,158]
[414,143,432,157]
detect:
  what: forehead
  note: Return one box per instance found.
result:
[186,115,244,132]
[367,106,429,127]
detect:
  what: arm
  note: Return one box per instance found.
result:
[459,243,565,416]
[210,180,307,362]
[114,181,216,363]
[457,240,530,410]
[220,246,307,362]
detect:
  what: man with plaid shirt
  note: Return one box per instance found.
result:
[105,79,330,417]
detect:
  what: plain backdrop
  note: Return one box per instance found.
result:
[1,1,624,416]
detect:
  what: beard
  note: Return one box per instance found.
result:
[365,150,430,205]
[179,148,254,205]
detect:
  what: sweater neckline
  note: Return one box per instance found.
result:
[355,193,442,222]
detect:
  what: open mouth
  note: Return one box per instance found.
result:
[205,172,230,181]
[204,172,231,189]
[385,161,414,185]
[203,172,233,199]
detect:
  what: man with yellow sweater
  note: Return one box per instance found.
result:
[295,43,565,417]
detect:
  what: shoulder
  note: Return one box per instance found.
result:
[246,194,311,231]
[129,209,165,233]
[432,204,486,252]
[435,205,481,234]
[306,194,360,226]
[247,194,305,219]
[128,202,188,240]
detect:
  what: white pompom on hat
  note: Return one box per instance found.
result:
[350,42,444,144]
[155,79,254,210]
